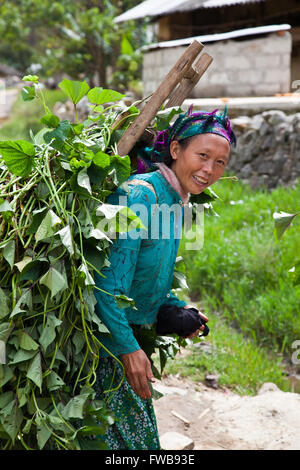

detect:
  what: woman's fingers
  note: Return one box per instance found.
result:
[121,349,154,400]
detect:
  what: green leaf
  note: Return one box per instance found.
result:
[93,151,110,169]
[115,294,135,309]
[40,114,60,128]
[22,75,39,84]
[46,371,65,391]
[14,255,32,272]
[0,140,35,177]
[43,120,71,151]
[2,240,15,269]
[0,399,23,443]
[78,264,95,287]
[62,393,90,420]
[21,86,36,102]
[39,266,68,298]
[58,79,90,105]
[0,199,13,213]
[35,210,62,242]
[19,331,39,351]
[26,353,42,390]
[273,211,300,240]
[109,154,131,185]
[8,348,37,365]
[39,313,62,352]
[87,87,125,105]
[56,225,74,255]
[19,257,49,282]
[0,288,9,320]
[10,289,32,318]
[0,365,14,387]
[36,419,52,450]
[0,341,5,364]
[77,168,92,195]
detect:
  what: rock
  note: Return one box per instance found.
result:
[205,373,219,389]
[152,383,188,396]
[258,382,280,395]
[160,432,194,450]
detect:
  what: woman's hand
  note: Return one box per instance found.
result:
[183,304,209,339]
[120,349,155,400]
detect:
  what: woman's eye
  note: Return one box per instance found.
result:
[217,160,225,166]
[199,153,207,158]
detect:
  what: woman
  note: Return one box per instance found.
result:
[93,107,236,450]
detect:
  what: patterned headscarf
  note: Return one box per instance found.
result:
[137,106,236,172]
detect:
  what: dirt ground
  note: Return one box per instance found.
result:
[153,373,300,450]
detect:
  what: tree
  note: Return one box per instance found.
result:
[0,0,147,90]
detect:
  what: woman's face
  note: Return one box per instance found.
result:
[170,133,231,194]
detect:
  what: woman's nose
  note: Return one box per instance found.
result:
[202,160,213,175]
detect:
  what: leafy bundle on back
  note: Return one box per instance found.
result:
[0,76,148,450]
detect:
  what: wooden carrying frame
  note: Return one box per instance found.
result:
[117,40,213,157]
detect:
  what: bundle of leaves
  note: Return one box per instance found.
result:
[0,76,217,450]
[0,76,151,450]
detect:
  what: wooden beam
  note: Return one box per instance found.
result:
[165,53,213,108]
[117,40,204,157]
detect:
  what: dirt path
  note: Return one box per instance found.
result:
[0,87,19,125]
[153,374,300,450]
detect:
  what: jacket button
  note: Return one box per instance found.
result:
[166,293,170,298]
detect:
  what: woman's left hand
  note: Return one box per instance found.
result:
[183,304,209,339]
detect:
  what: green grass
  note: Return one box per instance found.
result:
[164,310,290,396]
[0,88,66,141]
[166,177,300,395]
[179,177,300,354]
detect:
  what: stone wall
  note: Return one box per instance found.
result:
[143,31,292,98]
[228,110,300,189]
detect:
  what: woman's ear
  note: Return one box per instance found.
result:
[170,140,180,161]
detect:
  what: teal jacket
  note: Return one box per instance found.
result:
[94,170,187,357]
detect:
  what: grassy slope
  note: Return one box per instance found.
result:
[167,177,300,395]
[0,88,66,141]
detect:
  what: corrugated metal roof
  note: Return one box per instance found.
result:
[115,0,264,23]
[142,24,291,50]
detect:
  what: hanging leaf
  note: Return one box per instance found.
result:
[0,288,9,320]
[35,210,62,242]
[2,240,15,269]
[0,140,35,177]
[56,225,74,255]
[0,399,23,443]
[19,331,39,351]
[26,353,42,390]
[21,86,37,102]
[77,168,92,195]
[39,313,62,352]
[39,266,67,298]
[46,370,65,391]
[273,211,300,240]
[58,79,90,105]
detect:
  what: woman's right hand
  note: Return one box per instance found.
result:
[120,349,155,400]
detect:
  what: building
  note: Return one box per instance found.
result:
[116,0,300,98]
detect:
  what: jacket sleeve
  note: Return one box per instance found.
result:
[94,185,156,356]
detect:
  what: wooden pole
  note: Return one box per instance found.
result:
[165,53,213,108]
[117,40,204,156]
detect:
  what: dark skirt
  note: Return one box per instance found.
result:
[94,356,161,450]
